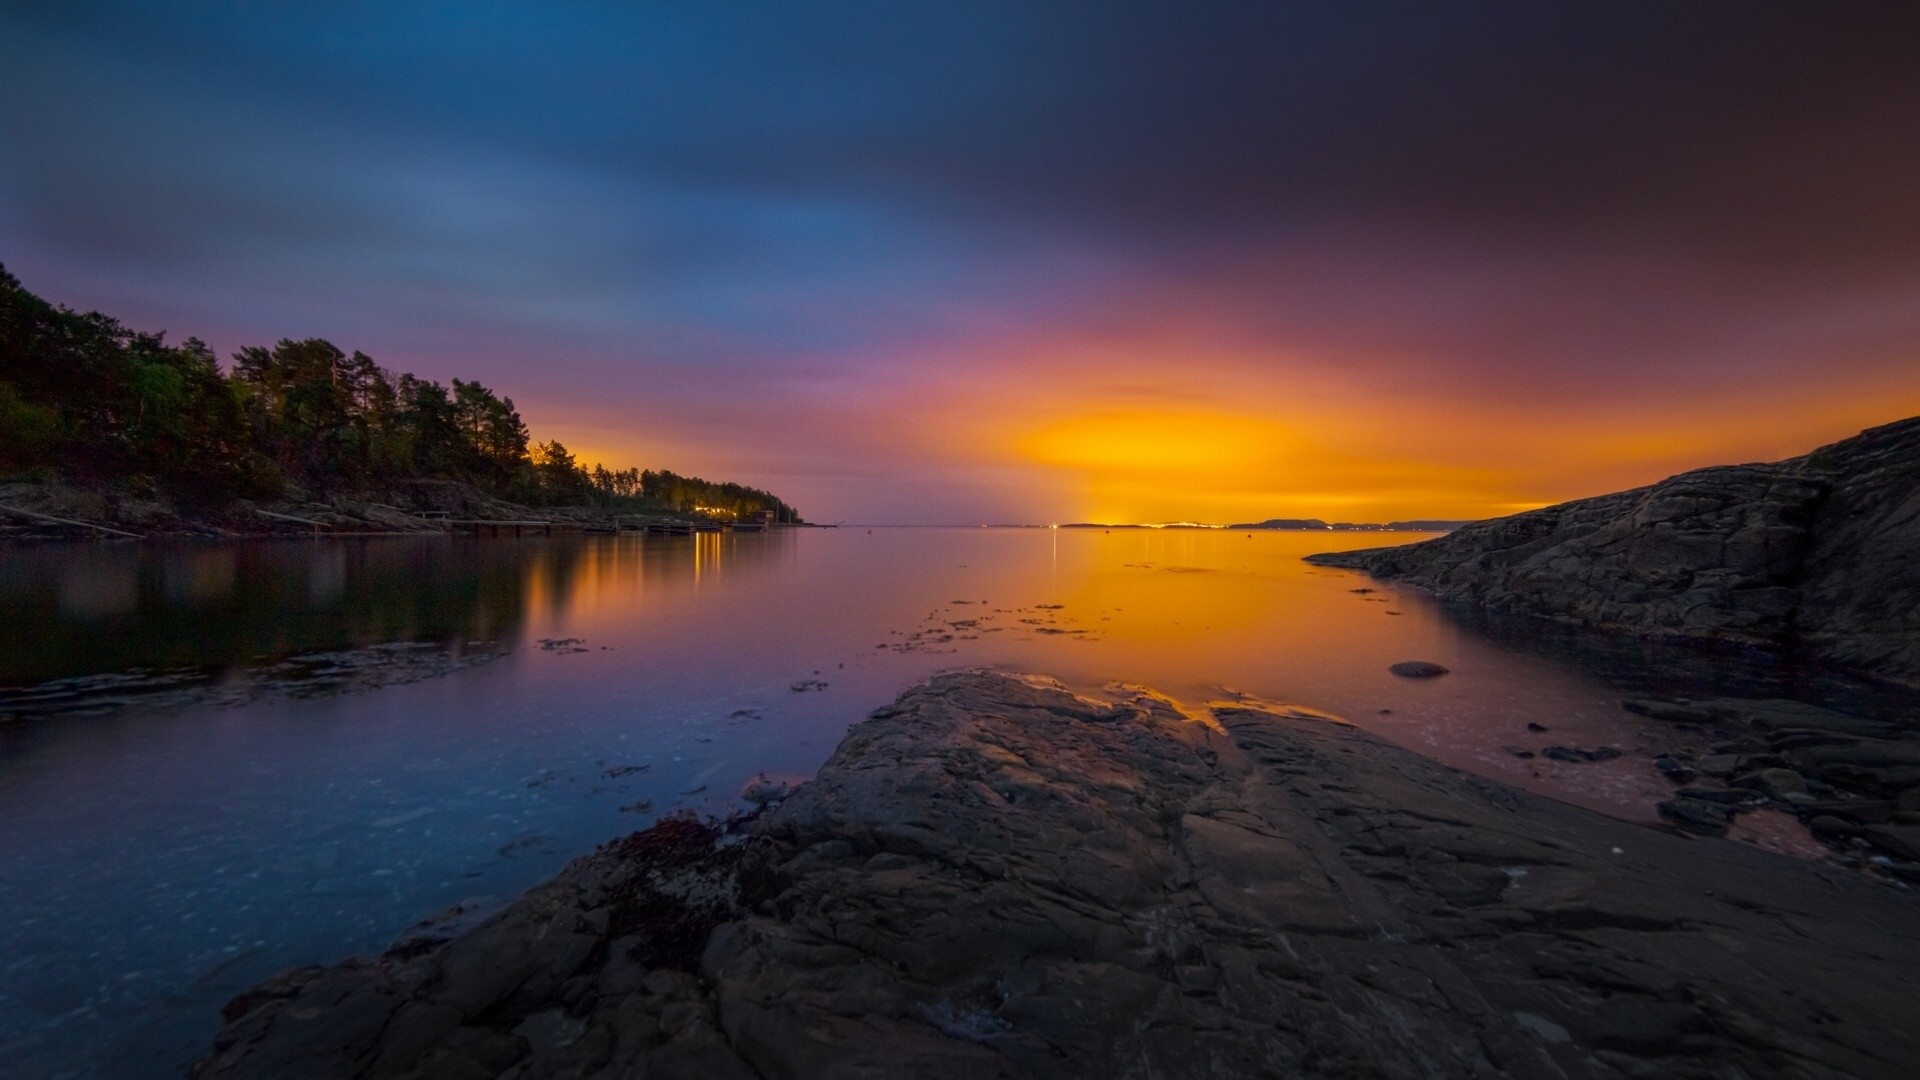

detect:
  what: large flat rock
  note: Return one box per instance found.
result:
[197,672,1920,1079]
[1306,416,1920,685]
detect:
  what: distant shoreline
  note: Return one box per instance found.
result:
[1060,519,1473,532]
[830,522,1468,531]
[0,477,806,542]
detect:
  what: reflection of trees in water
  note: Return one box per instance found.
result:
[0,532,794,685]
[554,531,793,601]
[1439,602,1920,721]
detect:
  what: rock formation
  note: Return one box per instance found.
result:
[196,672,1920,1079]
[1306,417,1920,685]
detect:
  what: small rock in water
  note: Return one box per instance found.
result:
[790,679,829,693]
[1526,722,1549,733]
[1653,755,1697,782]
[1674,787,1754,806]
[1389,661,1449,678]
[1542,745,1622,763]
[1501,746,1537,759]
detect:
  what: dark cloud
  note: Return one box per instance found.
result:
[2,2,1918,519]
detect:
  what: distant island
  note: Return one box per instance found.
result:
[1230,517,1475,532]
[1060,518,1475,531]
[0,266,800,536]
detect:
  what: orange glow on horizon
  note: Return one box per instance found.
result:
[524,337,1920,526]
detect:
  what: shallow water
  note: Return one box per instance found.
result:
[0,528,1894,1077]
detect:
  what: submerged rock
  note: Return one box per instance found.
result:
[1623,694,1920,853]
[197,672,1920,1079]
[1652,754,1697,782]
[1306,416,1920,685]
[1542,744,1622,763]
[1387,659,1449,678]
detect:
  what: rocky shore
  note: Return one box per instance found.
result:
[0,478,725,540]
[1305,416,1920,686]
[197,672,1920,1079]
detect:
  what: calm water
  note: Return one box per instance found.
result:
[0,528,1899,1078]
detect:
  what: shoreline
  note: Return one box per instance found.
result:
[193,671,1920,1079]
[0,479,805,542]
[1305,416,1920,691]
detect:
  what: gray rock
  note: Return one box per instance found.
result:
[387,896,498,959]
[1672,787,1755,806]
[1798,800,1894,825]
[1306,417,1920,686]
[1388,660,1449,678]
[739,774,794,806]
[1749,767,1809,799]
[1861,824,1920,861]
[1657,797,1734,836]
[1543,745,1622,763]
[197,673,1920,1080]
[1808,815,1861,839]
[1696,753,1746,778]
[1652,755,1697,782]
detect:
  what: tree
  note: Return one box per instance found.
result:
[0,263,801,519]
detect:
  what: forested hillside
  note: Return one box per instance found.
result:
[0,266,799,520]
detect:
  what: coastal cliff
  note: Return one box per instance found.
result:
[1306,417,1920,684]
[196,672,1920,1079]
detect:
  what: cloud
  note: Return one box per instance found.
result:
[4,2,1919,522]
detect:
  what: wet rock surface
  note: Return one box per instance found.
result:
[1305,416,1920,686]
[197,671,1920,1079]
[1628,695,1920,870]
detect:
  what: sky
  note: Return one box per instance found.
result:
[3,2,1919,524]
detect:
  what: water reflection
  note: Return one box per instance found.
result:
[1439,605,1920,722]
[0,533,795,704]
[0,527,1909,1080]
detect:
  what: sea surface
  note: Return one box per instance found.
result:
[0,527,1903,1078]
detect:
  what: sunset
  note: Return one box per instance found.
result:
[5,5,1920,1078]
[8,4,1920,524]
